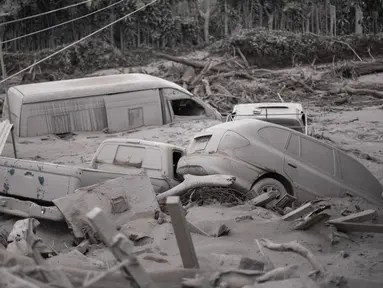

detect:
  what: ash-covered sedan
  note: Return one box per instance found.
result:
[177,119,383,205]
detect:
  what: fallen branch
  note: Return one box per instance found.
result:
[290,76,316,93]
[154,52,231,73]
[201,79,212,96]
[207,71,256,81]
[333,40,364,62]
[236,47,250,69]
[256,265,299,283]
[156,174,236,203]
[190,60,212,87]
[260,239,325,273]
[255,239,275,271]
[341,86,383,99]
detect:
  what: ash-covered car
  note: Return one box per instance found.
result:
[177,119,383,205]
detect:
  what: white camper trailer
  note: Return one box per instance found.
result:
[3,73,222,137]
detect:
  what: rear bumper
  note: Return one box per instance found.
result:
[177,154,264,193]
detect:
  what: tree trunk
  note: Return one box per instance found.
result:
[372,11,378,34]
[224,0,228,37]
[137,22,141,47]
[265,10,274,30]
[329,5,336,36]
[258,3,263,27]
[110,8,115,46]
[355,5,363,34]
[306,12,311,33]
[199,0,211,44]
[315,5,320,34]
[120,26,124,51]
[324,0,329,35]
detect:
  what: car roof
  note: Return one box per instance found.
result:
[205,118,285,135]
[101,138,184,150]
[9,73,192,104]
[233,102,303,112]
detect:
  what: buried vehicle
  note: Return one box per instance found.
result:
[226,102,307,134]
[3,73,222,137]
[90,138,186,193]
[176,119,383,205]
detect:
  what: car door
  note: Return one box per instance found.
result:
[283,132,342,201]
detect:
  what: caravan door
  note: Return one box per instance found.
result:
[104,89,163,133]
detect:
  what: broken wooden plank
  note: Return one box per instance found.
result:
[328,209,377,224]
[250,191,279,207]
[54,172,159,239]
[330,221,383,234]
[281,202,314,221]
[293,213,331,230]
[156,174,236,203]
[166,196,199,268]
[275,194,297,209]
[86,207,159,288]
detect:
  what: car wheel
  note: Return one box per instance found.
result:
[246,178,287,200]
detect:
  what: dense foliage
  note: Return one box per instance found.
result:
[0,0,382,52]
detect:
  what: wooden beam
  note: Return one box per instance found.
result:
[328,209,377,224]
[166,196,199,268]
[250,191,279,207]
[281,202,314,221]
[329,221,383,234]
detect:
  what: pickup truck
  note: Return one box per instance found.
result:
[0,128,185,220]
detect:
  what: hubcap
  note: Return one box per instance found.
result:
[260,185,279,194]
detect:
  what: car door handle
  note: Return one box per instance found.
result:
[288,162,297,169]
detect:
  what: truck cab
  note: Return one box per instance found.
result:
[90,139,186,193]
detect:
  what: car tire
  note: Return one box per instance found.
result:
[246,178,287,200]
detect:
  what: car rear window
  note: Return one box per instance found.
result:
[258,126,290,150]
[188,135,211,153]
[218,131,250,154]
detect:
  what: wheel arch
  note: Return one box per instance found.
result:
[252,172,294,195]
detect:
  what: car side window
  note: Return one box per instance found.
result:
[286,133,300,156]
[301,137,334,174]
[258,126,290,150]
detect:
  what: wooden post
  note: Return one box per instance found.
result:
[355,5,363,34]
[5,92,17,158]
[166,196,199,268]
[86,207,158,288]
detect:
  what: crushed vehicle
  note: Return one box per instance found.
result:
[0,122,184,219]
[3,73,222,137]
[176,119,383,206]
[90,138,186,193]
[226,102,307,134]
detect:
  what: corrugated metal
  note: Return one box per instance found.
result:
[0,119,13,154]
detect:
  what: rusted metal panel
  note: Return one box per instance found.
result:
[0,119,12,155]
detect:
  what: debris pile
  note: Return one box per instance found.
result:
[0,167,382,287]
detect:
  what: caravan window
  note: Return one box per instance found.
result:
[171,99,206,116]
